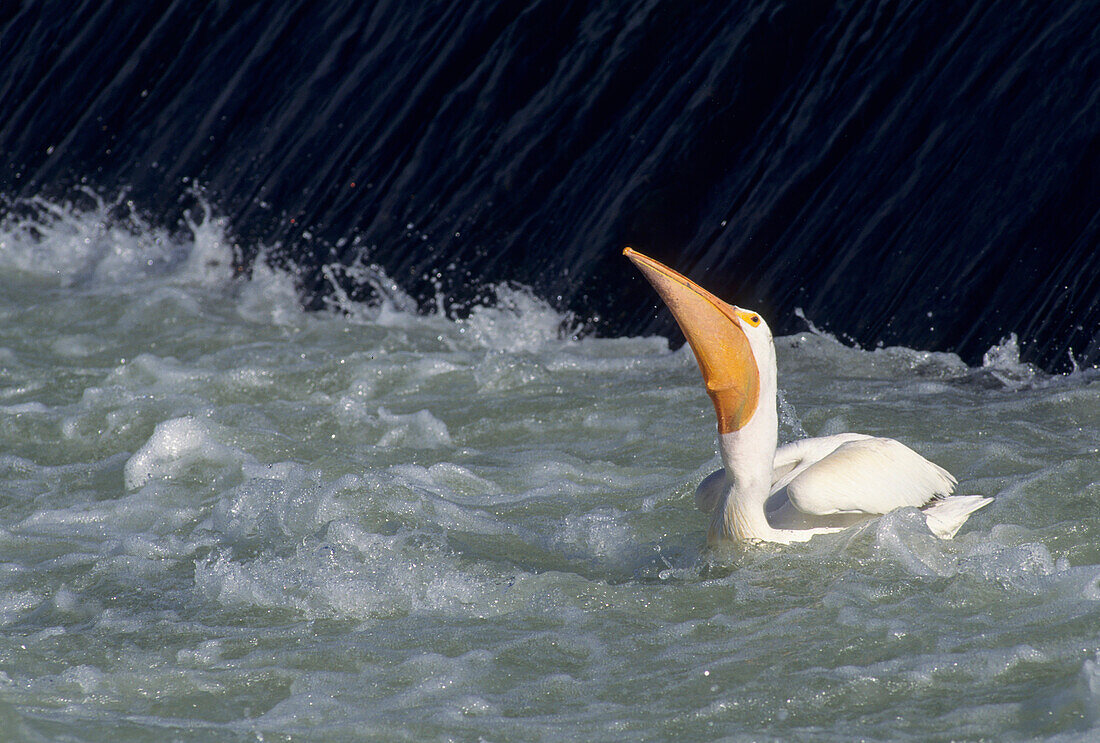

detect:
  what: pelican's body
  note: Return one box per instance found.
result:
[624,248,991,545]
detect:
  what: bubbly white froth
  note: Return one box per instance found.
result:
[0,195,1097,741]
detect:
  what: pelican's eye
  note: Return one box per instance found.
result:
[736,309,763,327]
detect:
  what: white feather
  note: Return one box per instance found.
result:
[781,436,957,516]
[771,433,873,492]
[695,468,727,514]
[923,495,994,539]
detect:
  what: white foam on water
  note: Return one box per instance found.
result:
[0,189,236,289]
[124,416,248,490]
[375,407,453,449]
[553,508,638,564]
[192,521,518,620]
[981,333,1039,389]
[0,401,49,415]
[870,509,1085,581]
[175,638,225,668]
[210,464,346,549]
[235,250,310,327]
[1081,652,1100,724]
[460,284,579,353]
[177,199,239,287]
[0,192,1098,742]
[0,590,45,626]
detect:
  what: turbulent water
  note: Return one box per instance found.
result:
[0,199,1095,742]
[3,3,1098,740]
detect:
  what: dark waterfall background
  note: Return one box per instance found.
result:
[2,0,1098,371]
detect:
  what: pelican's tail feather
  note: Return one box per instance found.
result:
[922,495,993,539]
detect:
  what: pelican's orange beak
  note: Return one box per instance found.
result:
[623,247,760,433]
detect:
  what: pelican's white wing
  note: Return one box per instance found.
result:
[771,433,873,492]
[781,436,957,516]
[695,468,727,513]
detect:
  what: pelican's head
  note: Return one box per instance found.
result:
[623,247,775,434]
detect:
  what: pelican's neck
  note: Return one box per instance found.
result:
[708,348,779,543]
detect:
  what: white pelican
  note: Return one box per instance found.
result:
[624,247,991,545]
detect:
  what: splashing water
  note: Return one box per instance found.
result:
[0,196,1098,741]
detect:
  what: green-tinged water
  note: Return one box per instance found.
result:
[0,200,1098,742]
